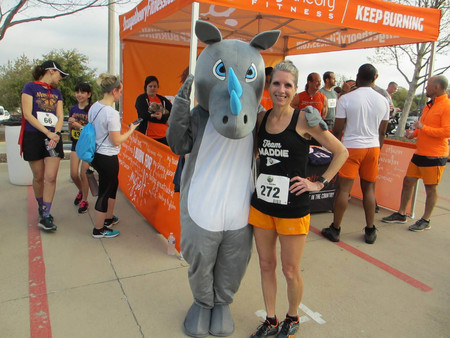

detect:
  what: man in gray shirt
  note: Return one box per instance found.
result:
[319,71,337,129]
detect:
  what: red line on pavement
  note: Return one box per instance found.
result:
[309,226,432,292]
[27,186,52,337]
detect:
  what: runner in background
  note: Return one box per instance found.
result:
[319,71,337,129]
[382,75,450,231]
[20,60,68,231]
[68,82,92,214]
[322,64,389,244]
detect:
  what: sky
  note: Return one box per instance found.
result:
[0,2,448,94]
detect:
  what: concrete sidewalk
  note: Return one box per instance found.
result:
[1,159,449,337]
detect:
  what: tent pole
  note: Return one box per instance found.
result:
[189,2,199,108]
[428,41,436,76]
[108,0,116,75]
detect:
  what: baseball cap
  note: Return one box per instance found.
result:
[41,60,69,78]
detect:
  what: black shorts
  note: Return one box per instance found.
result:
[22,131,64,161]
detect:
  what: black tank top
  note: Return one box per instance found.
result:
[251,109,310,218]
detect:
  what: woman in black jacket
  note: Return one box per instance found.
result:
[135,75,172,145]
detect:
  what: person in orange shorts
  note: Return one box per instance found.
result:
[321,64,389,244]
[382,75,450,231]
[249,60,347,338]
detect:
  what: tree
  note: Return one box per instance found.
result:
[0,55,34,112]
[0,0,127,41]
[0,49,102,114]
[370,0,449,136]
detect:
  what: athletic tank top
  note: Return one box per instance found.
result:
[251,109,310,218]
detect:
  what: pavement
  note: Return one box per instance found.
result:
[1,153,450,337]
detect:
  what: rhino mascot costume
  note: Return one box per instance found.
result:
[167,21,280,337]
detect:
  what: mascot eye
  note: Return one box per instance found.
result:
[213,59,226,80]
[245,64,257,83]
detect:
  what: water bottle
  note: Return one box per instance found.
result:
[45,139,58,157]
[86,168,98,196]
[167,232,176,256]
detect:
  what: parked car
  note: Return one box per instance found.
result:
[0,106,10,121]
[405,116,419,129]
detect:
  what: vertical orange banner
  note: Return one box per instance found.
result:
[118,124,181,250]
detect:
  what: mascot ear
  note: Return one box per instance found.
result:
[195,20,222,44]
[250,30,280,51]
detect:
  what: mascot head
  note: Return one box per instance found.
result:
[194,21,280,139]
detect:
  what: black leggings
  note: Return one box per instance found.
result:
[91,153,119,213]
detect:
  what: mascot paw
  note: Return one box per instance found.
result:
[183,303,211,338]
[177,74,194,100]
[302,106,328,130]
[209,304,234,337]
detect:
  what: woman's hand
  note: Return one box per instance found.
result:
[47,131,61,148]
[289,176,323,195]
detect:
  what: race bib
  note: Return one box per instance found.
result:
[256,174,290,205]
[328,98,337,108]
[37,111,58,127]
[71,129,81,140]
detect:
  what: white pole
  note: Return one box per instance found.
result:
[108,0,116,75]
[189,2,199,108]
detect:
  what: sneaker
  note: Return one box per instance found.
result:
[364,226,377,244]
[104,215,119,228]
[250,319,279,338]
[408,218,431,232]
[92,226,120,238]
[277,316,299,338]
[74,191,82,205]
[321,224,340,242]
[381,212,406,224]
[78,201,89,214]
[38,215,57,231]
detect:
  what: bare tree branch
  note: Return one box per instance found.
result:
[0,0,129,41]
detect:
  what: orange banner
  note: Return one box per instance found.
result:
[118,124,181,250]
[350,140,416,213]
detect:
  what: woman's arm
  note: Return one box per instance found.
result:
[135,94,150,134]
[108,123,139,147]
[290,113,348,195]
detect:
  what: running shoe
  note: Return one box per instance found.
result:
[78,201,89,214]
[104,215,119,228]
[38,215,57,231]
[381,212,407,224]
[321,223,340,242]
[408,218,431,232]
[74,191,82,205]
[364,225,377,244]
[92,226,119,238]
[250,318,279,338]
[277,316,299,338]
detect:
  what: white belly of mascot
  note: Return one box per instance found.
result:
[189,119,253,232]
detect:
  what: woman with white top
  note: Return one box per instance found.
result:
[89,74,140,238]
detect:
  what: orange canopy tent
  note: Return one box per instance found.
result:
[119,0,440,124]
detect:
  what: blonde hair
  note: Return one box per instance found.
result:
[271,60,299,88]
[97,73,122,93]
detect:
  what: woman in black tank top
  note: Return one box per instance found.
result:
[249,61,348,338]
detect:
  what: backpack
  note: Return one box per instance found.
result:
[76,106,107,163]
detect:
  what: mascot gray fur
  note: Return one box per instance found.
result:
[167,21,280,337]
